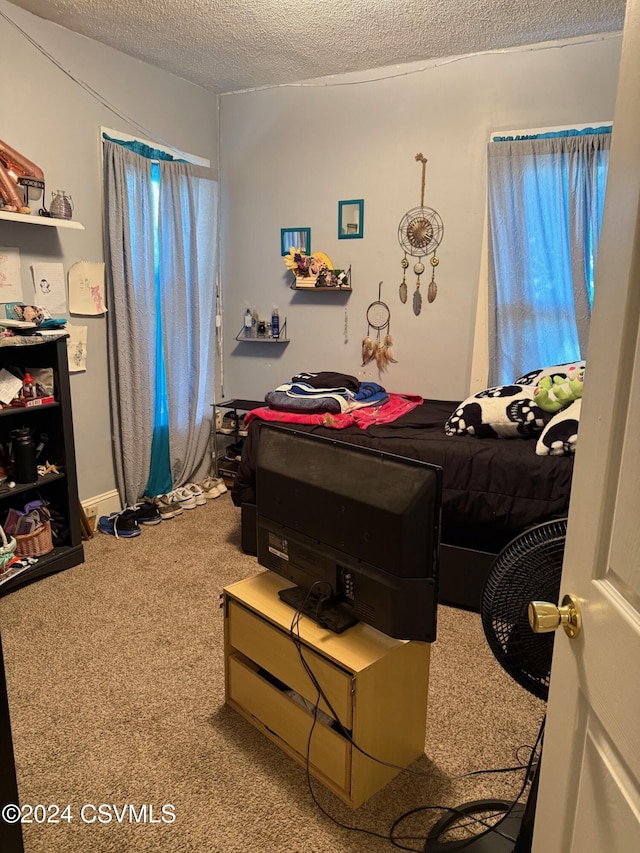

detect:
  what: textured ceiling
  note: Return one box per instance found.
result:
[5,0,627,94]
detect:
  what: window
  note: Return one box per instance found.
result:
[487,127,611,385]
[102,134,218,505]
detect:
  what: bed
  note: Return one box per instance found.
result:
[230,394,576,611]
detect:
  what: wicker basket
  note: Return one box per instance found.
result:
[15,519,54,558]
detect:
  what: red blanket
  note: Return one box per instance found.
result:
[243,393,423,430]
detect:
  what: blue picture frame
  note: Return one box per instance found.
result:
[281,227,311,256]
[338,199,364,239]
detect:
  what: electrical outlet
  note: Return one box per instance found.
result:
[85,504,98,519]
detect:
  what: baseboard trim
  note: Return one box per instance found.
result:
[81,489,121,519]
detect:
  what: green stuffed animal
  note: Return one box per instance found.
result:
[534,373,584,413]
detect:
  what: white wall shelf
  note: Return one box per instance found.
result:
[0,210,85,230]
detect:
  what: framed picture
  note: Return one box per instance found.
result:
[281,227,311,256]
[338,199,364,239]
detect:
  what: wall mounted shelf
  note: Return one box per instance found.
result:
[235,317,288,342]
[290,265,351,292]
[291,285,351,292]
[0,210,85,230]
[235,335,290,343]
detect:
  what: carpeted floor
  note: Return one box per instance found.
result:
[0,495,544,852]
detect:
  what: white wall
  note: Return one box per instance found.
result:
[0,1,218,502]
[220,36,622,403]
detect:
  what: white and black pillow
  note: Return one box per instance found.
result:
[516,360,586,386]
[445,385,549,438]
[536,399,581,456]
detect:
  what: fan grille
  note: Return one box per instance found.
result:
[481,518,568,701]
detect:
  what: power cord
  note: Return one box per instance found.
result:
[390,717,545,850]
[286,585,544,849]
[288,587,537,783]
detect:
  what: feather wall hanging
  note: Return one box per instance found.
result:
[397,153,444,313]
[361,281,398,371]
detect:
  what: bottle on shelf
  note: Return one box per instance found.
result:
[251,307,259,338]
[271,306,280,339]
[22,372,35,399]
[10,426,38,483]
[243,309,253,339]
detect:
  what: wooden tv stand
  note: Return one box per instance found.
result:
[223,571,430,808]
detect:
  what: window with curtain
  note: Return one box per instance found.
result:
[486,128,611,386]
[102,135,218,506]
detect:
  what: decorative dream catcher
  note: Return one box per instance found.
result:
[398,153,444,314]
[362,281,398,371]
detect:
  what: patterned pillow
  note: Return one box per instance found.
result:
[535,399,581,456]
[516,360,586,386]
[445,385,549,438]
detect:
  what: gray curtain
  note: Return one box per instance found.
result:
[103,140,217,505]
[487,133,610,385]
[103,140,156,506]
[157,159,217,488]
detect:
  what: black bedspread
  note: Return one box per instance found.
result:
[231,398,574,555]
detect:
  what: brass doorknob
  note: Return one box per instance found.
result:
[528,593,582,639]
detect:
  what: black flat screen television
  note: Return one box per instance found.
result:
[255,424,442,642]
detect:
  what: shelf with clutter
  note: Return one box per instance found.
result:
[0,209,84,229]
[0,337,83,596]
[235,307,288,342]
[0,137,83,229]
[283,248,352,292]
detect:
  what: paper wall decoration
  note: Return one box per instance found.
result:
[68,261,106,315]
[0,247,24,302]
[66,324,88,372]
[31,262,67,314]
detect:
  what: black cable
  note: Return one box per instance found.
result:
[286,585,544,849]
[288,593,536,783]
[389,716,546,851]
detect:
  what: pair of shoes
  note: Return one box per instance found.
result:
[131,500,162,526]
[183,483,206,506]
[170,485,204,510]
[154,493,184,519]
[237,414,248,436]
[199,476,227,499]
[98,509,141,538]
[219,412,238,434]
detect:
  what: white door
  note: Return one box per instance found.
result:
[532,3,640,851]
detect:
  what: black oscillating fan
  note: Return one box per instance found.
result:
[424,517,568,853]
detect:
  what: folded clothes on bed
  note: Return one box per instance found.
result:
[265,381,389,414]
[291,371,360,391]
[265,389,344,413]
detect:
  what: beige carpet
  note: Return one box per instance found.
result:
[0,496,544,852]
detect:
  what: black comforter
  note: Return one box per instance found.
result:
[231,398,574,555]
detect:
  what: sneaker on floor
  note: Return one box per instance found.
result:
[213,477,227,496]
[132,500,162,525]
[183,482,206,506]
[199,476,227,499]
[154,493,184,519]
[98,509,141,538]
[172,486,198,510]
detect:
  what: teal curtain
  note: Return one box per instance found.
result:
[144,161,171,498]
